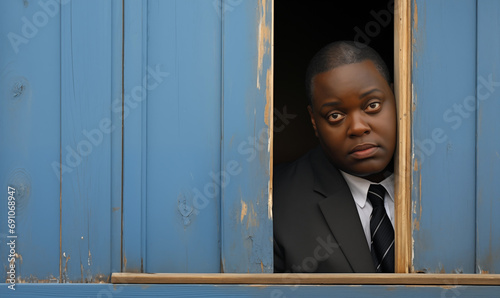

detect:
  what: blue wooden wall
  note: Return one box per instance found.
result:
[476,0,500,274]
[0,0,272,283]
[412,0,500,273]
[1,0,500,296]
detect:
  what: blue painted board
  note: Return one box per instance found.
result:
[144,0,222,273]
[110,0,124,276]
[60,0,117,282]
[0,0,61,282]
[476,0,500,274]
[2,284,500,298]
[222,0,273,273]
[411,0,477,273]
[122,0,148,273]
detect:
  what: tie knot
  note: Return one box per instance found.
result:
[368,184,386,207]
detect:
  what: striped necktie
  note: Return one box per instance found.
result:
[368,184,394,273]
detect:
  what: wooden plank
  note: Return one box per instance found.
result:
[112,272,500,285]
[60,0,116,282]
[122,0,148,273]
[145,0,221,273]
[394,0,412,274]
[411,0,477,273]
[221,0,273,273]
[0,0,61,282]
[476,0,500,274]
[3,284,500,298]
[110,0,123,276]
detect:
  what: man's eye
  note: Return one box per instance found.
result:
[327,113,345,123]
[366,102,381,112]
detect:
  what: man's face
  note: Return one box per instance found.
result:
[308,60,396,182]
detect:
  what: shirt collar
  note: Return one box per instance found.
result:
[340,171,395,208]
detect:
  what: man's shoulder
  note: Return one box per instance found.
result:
[273,146,329,201]
[274,148,317,186]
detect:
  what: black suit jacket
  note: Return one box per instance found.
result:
[273,146,376,273]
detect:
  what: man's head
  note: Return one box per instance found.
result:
[306,41,396,182]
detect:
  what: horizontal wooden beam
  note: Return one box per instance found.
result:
[112,273,500,285]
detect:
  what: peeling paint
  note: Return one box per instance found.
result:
[123,255,127,272]
[412,170,422,231]
[112,207,120,212]
[264,68,272,127]
[62,252,70,283]
[246,202,258,228]
[240,200,248,222]
[256,0,270,90]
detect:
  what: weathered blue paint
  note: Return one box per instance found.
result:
[144,0,222,272]
[122,0,148,273]
[60,0,118,282]
[2,284,500,297]
[412,0,477,273]
[0,0,61,282]
[476,0,500,274]
[221,0,273,272]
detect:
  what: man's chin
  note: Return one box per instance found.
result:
[343,165,393,182]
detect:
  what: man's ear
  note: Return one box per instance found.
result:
[307,105,319,137]
[390,82,394,91]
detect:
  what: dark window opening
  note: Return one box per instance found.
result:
[274,0,394,165]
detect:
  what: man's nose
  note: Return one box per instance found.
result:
[347,113,371,137]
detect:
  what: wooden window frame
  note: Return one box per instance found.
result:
[111,0,499,285]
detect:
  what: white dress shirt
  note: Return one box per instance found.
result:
[340,171,395,249]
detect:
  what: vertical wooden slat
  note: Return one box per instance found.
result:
[122,0,148,273]
[110,0,124,276]
[476,0,500,274]
[221,0,273,273]
[0,0,61,282]
[145,0,221,273]
[411,0,477,273]
[60,0,115,282]
[394,0,412,274]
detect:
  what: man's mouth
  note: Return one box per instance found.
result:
[349,143,379,159]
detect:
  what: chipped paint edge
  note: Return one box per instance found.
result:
[257,0,271,90]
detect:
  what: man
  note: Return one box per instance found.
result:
[273,41,397,273]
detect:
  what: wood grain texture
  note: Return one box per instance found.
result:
[60,0,115,282]
[221,0,274,273]
[0,0,61,282]
[122,0,148,274]
[145,0,222,273]
[394,0,412,274]
[112,272,500,285]
[411,0,477,273]
[110,0,124,277]
[476,0,500,274]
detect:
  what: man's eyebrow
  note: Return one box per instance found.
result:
[320,101,341,109]
[359,88,383,99]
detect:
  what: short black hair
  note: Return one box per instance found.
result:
[305,41,391,106]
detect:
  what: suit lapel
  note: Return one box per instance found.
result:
[310,147,376,273]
